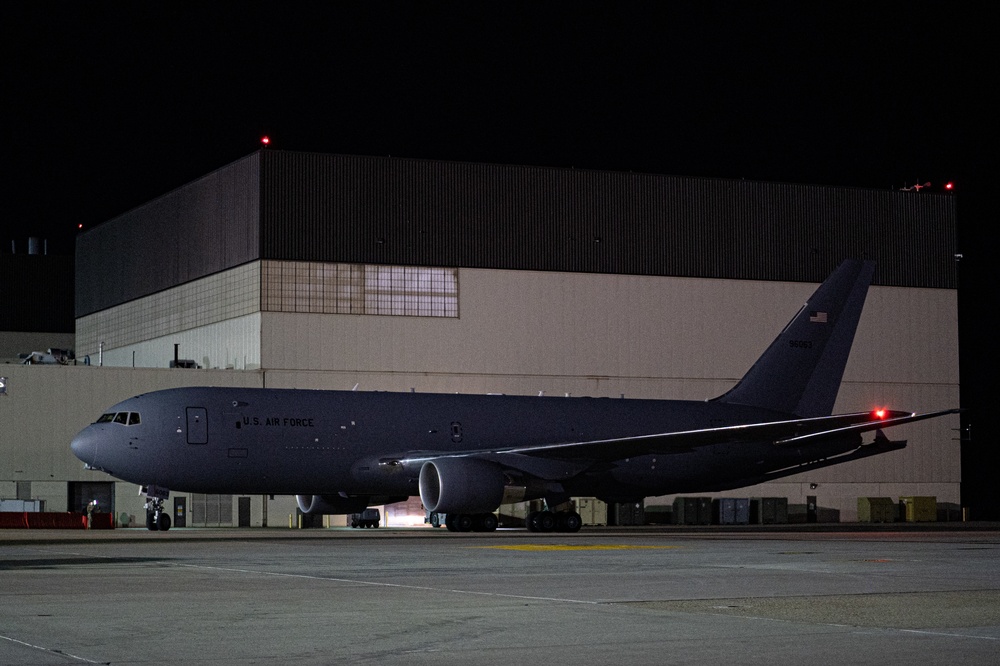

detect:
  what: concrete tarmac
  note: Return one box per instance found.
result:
[2,526,999,665]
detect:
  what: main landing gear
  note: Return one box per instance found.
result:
[444,512,499,532]
[526,510,582,533]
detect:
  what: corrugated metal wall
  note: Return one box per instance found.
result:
[75,153,261,317]
[260,150,957,288]
[75,149,958,317]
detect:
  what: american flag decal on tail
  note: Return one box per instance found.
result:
[809,311,828,323]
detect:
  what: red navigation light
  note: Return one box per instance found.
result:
[874,408,887,420]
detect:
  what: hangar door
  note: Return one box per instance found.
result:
[68,481,115,515]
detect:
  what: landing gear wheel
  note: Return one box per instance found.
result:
[525,511,540,532]
[445,513,476,531]
[558,511,582,533]
[536,510,557,532]
[144,496,168,531]
[474,513,498,532]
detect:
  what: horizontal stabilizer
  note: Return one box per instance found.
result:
[773,408,962,447]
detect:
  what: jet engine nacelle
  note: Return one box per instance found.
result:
[419,457,505,514]
[296,494,370,515]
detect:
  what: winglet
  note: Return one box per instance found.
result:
[716,260,876,417]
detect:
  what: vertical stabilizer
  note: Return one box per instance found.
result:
[715,259,875,417]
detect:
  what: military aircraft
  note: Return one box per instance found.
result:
[70,260,957,531]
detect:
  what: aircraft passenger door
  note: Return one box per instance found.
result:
[187,407,208,444]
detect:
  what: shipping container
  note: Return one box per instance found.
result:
[858,497,897,523]
[751,497,789,524]
[899,496,937,522]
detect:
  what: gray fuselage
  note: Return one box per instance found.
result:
[70,386,859,503]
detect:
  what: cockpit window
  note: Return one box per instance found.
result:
[95,411,142,425]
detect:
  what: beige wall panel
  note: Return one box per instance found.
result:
[29,481,69,515]
[846,286,959,385]
[262,368,734,402]
[0,365,263,488]
[260,268,956,402]
[98,313,262,370]
[260,269,811,380]
[454,269,810,381]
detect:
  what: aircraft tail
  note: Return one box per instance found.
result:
[715,259,875,417]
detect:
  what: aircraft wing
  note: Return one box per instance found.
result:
[399,409,959,465]
[772,408,961,446]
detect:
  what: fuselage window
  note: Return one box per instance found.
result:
[113,412,129,424]
[96,413,116,423]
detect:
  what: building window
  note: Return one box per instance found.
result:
[262,261,458,318]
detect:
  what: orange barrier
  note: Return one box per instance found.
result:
[0,512,114,529]
[0,512,28,528]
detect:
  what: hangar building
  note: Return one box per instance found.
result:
[1,150,960,525]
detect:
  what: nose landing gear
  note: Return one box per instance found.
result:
[140,485,171,531]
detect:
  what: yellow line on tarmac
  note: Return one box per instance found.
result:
[471,544,681,552]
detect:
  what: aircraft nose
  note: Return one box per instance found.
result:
[70,428,98,466]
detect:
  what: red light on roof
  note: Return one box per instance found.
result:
[945,182,954,191]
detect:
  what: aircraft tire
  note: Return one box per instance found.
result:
[475,513,498,532]
[559,511,582,533]
[536,511,557,532]
[525,511,539,531]
[146,513,158,531]
[456,513,475,532]
[157,514,171,531]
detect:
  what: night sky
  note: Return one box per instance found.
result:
[4,4,998,507]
